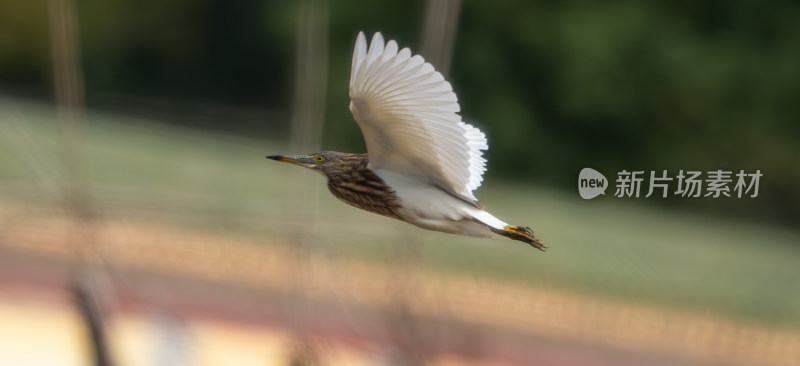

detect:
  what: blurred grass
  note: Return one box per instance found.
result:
[1,96,799,331]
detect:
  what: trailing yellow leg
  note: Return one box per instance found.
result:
[490,224,547,250]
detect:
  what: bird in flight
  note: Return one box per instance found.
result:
[268,32,545,250]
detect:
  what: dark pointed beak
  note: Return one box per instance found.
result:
[266,155,286,161]
[266,154,313,166]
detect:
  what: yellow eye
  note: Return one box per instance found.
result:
[314,155,325,163]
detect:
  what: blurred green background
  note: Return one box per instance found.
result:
[2,0,799,225]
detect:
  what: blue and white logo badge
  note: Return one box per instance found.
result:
[579,168,608,199]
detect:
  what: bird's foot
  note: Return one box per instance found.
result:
[504,225,547,251]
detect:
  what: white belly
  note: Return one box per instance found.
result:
[374,169,507,237]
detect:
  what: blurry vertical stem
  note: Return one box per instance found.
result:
[49,2,111,366]
[48,0,88,219]
[286,0,328,351]
[290,0,328,155]
[420,0,462,77]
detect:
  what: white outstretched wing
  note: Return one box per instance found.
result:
[349,32,488,201]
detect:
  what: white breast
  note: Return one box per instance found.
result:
[374,169,507,237]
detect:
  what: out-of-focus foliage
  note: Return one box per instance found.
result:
[0,2,50,88]
[450,0,800,227]
[0,0,798,224]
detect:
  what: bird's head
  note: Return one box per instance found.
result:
[266,151,352,177]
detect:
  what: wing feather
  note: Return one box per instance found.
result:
[349,32,488,201]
